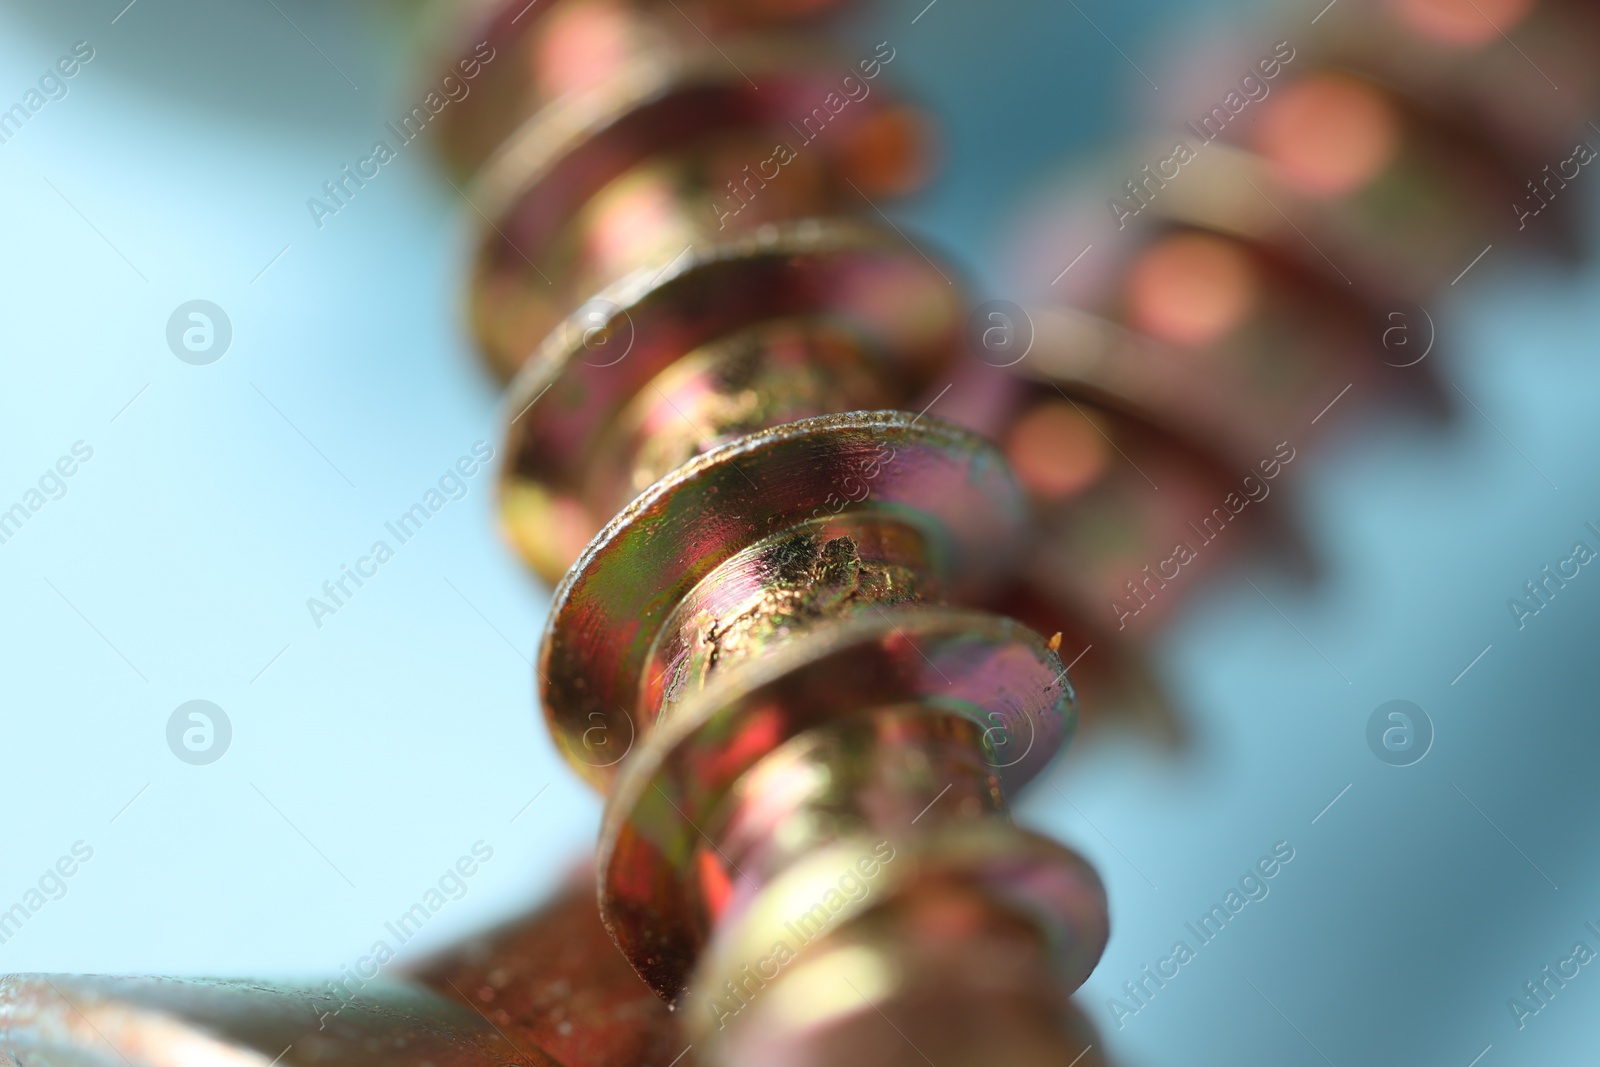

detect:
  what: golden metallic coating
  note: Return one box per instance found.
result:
[460,31,932,382]
[14,2,1594,1066]
[432,0,1113,1060]
[984,0,1599,741]
[688,826,1106,1064]
[527,407,1110,1050]
[499,222,961,583]
[420,871,1119,1067]
[538,411,1030,788]
[432,0,859,181]
[434,0,1600,1060]
[596,609,1088,993]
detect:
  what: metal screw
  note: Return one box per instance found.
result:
[439,3,1110,1061]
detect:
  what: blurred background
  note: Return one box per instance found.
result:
[2,0,1598,1064]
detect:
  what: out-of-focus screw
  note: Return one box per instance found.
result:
[417,866,695,1067]
[425,4,1117,1060]
[420,0,1600,1060]
[0,974,558,1067]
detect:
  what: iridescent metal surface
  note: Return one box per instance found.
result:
[499,224,961,582]
[16,0,1600,1064]
[537,410,1029,784]
[596,610,1080,996]
[435,5,1123,1040]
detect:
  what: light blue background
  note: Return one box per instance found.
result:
[1,1,1597,1065]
